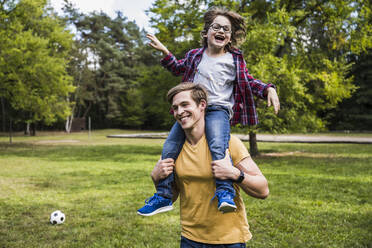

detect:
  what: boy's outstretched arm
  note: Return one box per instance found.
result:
[240,58,280,114]
[146,34,170,56]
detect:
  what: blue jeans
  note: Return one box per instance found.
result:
[180,236,246,248]
[156,105,235,199]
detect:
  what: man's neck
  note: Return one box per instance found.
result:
[184,121,205,146]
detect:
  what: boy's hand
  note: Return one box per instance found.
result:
[267,87,280,114]
[146,34,170,55]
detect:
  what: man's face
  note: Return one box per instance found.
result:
[171,90,206,131]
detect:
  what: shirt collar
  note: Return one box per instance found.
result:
[199,46,242,55]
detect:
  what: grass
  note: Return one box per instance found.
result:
[0,130,371,247]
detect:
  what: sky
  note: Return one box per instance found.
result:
[49,0,155,31]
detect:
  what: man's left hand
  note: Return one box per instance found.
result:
[211,151,240,181]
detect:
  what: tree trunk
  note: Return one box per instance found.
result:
[25,122,31,135]
[31,122,36,136]
[65,115,73,133]
[82,101,92,118]
[1,97,5,132]
[249,131,259,157]
[9,118,12,144]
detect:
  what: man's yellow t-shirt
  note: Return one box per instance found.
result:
[175,135,252,244]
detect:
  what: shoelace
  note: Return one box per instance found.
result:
[145,194,160,206]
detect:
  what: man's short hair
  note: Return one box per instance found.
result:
[167,83,208,106]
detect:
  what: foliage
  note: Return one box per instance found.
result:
[328,49,372,130]
[139,65,178,129]
[61,3,155,129]
[0,131,371,247]
[0,0,74,128]
[1,0,371,132]
[148,0,372,133]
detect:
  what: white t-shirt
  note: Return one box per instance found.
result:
[194,51,236,118]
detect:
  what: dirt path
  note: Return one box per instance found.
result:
[107,133,372,144]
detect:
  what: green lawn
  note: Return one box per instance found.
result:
[0,130,371,247]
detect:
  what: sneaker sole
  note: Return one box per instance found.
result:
[218,202,237,213]
[137,205,174,217]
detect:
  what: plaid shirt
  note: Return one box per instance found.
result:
[161,47,275,126]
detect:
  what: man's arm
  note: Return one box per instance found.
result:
[233,157,269,199]
[151,158,179,203]
[211,154,269,199]
[211,136,269,199]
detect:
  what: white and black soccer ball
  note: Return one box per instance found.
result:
[50,210,65,225]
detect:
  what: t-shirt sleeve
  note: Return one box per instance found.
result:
[229,135,250,166]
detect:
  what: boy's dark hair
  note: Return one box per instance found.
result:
[201,6,246,51]
[167,83,208,106]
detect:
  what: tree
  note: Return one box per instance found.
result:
[61,2,150,129]
[0,0,74,135]
[139,65,178,130]
[329,49,372,130]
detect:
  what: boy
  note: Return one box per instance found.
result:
[138,6,279,216]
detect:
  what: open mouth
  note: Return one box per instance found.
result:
[215,35,225,41]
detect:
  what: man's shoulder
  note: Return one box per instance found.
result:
[229,135,250,164]
[229,135,243,145]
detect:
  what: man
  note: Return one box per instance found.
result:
[149,83,269,247]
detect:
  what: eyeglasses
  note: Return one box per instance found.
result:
[209,23,232,33]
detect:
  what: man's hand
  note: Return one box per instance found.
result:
[211,151,240,181]
[151,158,175,184]
[146,33,170,55]
[267,87,280,114]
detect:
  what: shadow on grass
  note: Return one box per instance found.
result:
[30,167,151,192]
[0,143,162,163]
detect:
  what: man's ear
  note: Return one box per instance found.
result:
[199,99,207,110]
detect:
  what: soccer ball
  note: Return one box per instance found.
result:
[50,210,65,225]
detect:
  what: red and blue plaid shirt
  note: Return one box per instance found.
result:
[161,47,275,126]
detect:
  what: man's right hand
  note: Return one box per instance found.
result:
[146,33,170,55]
[151,158,175,183]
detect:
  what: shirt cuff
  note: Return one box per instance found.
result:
[263,83,276,97]
[160,53,174,66]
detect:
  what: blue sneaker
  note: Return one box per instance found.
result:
[215,190,237,213]
[137,193,173,216]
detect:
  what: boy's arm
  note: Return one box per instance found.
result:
[146,34,170,55]
[160,52,189,77]
[146,33,188,77]
[241,58,280,114]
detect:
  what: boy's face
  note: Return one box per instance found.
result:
[205,15,232,50]
[171,90,206,131]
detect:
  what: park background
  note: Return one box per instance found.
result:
[0,0,371,247]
